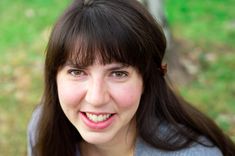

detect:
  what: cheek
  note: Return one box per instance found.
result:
[111,84,142,108]
[57,82,84,108]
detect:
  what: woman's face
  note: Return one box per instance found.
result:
[56,61,143,146]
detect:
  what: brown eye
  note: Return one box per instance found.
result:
[68,69,86,77]
[111,71,128,78]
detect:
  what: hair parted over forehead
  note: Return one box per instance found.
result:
[45,0,166,76]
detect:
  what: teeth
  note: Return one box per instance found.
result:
[86,113,111,123]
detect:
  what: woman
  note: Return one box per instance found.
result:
[28,0,235,155]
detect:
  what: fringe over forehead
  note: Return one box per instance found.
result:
[46,0,166,74]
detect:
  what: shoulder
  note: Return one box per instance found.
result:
[135,137,223,156]
[27,105,42,155]
[170,141,223,156]
[28,105,42,136]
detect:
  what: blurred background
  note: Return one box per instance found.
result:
[0,0,234,155]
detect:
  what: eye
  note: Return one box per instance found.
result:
[110,71,128,79]
[68,69,86,77]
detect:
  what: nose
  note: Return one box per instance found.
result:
[85,78,110,106]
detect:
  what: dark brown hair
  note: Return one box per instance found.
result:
[34,0,235,155]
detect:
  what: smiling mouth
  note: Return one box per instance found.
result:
[83,112,114,123]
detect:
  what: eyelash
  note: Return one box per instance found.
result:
[67,69,129,79]
[110,71,128,78]
[67,69,86,77]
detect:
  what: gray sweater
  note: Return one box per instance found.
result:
[28,107,223,156]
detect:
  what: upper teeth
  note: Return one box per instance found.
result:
[86,113,111,123]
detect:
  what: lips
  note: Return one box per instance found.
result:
[80,112,115,130]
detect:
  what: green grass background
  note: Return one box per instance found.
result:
[0,0,234,155]
[165,0,235,138]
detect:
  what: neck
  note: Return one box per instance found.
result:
[80,120,137,156]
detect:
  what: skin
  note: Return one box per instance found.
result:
[56,61,143,156]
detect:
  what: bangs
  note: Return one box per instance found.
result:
[62,3,146,68]
[65,32,128,67]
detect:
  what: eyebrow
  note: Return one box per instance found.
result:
[106,64,129,71]
[64,61,129,70]
[64,61,87,68]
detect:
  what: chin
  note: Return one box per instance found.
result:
[78,129,115,145]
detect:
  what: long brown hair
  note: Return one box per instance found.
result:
[34,0,235,155]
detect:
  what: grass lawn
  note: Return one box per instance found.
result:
[0,0,234,155]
